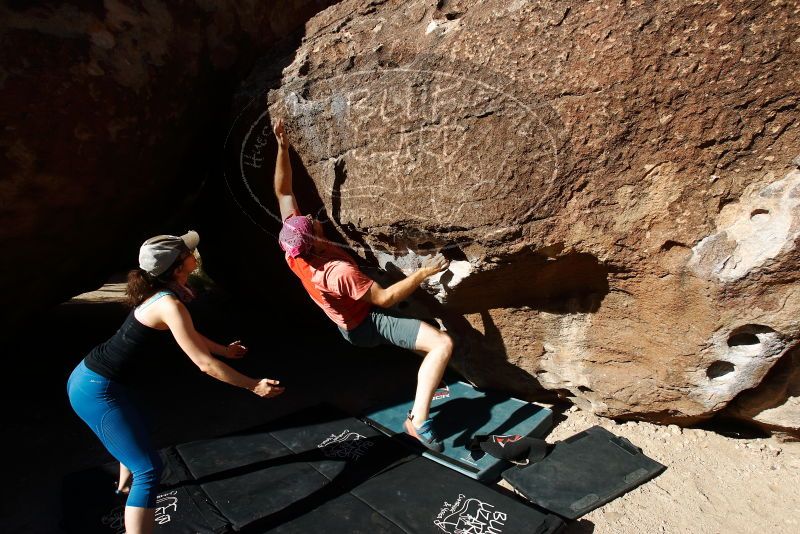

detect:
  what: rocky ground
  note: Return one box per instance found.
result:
[1,281,797,533]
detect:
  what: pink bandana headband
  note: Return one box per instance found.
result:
[279,215,314,257]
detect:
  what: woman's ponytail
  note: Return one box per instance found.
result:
[126,268,157,308]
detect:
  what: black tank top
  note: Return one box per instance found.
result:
[84,292,175,383]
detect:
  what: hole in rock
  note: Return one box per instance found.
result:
[697,139,717,149]
[707,361,735,379]
[446,246,469,261]
[728,333,760,346]
[727,325,775,347]
[577,386,592,393]
[660,240,688,251]
[717,197,737,212]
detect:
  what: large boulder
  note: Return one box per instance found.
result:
[0,0,337,337]
[221,0,800,432]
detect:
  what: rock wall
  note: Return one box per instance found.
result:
[222,0,800,432]
[0,0,336,337]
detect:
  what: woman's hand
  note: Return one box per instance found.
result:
[224,340,248,359]
[252,378,285,398]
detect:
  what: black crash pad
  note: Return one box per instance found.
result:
[267,403,412,483]
[175,404,412,531]
[60,454,228,534]
[266,493,405,534]
[177,423,331,530]
[352,457,565,534]
[502,425,666,519]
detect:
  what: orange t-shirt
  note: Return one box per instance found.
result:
[285,244,374,330]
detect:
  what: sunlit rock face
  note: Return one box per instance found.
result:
[0,0,336,336]
[222,0,800,432]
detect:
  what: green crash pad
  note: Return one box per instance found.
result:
[363,380,552,481]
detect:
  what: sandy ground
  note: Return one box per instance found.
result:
[3,282,799,533]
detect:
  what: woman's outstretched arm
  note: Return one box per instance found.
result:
[160,298,283,398]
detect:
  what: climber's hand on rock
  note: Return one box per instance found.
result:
[421,254,449,277]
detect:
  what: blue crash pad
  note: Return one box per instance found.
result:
[363,380,552,481]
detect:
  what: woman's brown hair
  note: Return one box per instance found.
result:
[125,253,189,307]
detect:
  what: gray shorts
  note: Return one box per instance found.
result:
[339,309,422,350]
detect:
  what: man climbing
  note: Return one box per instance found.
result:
[271,118,453,452]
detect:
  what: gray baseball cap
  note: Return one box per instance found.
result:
[138,230,199,277]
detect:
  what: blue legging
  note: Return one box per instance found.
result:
[67,360,162,508]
